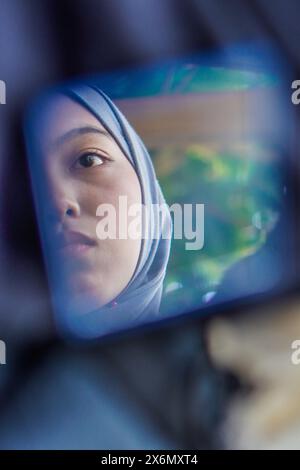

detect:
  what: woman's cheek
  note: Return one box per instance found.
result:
[76,165,141,236]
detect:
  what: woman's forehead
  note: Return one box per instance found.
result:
[37,94,107,149]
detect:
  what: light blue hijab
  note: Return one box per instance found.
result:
[27,82,172,340]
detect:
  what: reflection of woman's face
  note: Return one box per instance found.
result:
[36,95,142,313]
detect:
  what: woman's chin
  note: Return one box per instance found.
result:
[65,290,105,316]
[55,276,108,315]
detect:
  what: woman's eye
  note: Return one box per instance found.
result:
[73,153,104,169]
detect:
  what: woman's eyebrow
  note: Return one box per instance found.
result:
[51,126,111,150]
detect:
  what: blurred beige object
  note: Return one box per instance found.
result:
[207,298,300,449]
[116,88,282,148]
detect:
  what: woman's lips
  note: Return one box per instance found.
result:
[54,231,97,257]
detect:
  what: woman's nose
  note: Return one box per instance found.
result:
[46,190,80,224]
